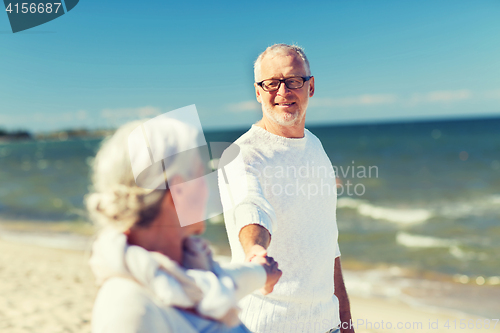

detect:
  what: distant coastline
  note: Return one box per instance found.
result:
[0,128,115,143]
[2,114,499,143]
[0,129,32,141]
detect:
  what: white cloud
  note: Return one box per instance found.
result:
[0,114,11,123]
[226,94,398,113]
[428,90,471,101]
[310,94,397,108]
[101,106,161,119]
[408,89,472,106]
[483,89,500,99]
[76,110,88,120]
[30,111,87,124]
[310,89,474,109]
[0,110,92,131]
[227,89,483,114]
[227,100,260,112]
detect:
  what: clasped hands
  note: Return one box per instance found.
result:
[244,244,282,295]
[183,238,282,295]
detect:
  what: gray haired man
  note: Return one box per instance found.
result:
[219,44,354,333]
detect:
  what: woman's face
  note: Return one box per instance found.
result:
[155,158,208,262]
[170,157,208,229]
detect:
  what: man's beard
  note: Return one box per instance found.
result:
[262,105,304,127]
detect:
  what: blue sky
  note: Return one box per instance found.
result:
[1,0,499,133]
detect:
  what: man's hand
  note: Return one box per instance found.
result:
[250,254,282,295]
[239,224,279,294]
[244,244,268,262]
[334,257,355,333]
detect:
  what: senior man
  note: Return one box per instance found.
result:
[219,44,354,333]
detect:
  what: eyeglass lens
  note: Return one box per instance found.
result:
[262,77,305,91]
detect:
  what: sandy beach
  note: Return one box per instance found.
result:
[0,239,97,333]
[0,235,498,333]
[350,297,500,333]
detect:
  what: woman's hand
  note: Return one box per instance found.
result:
[250,254,282,295]
[182,237,213,271]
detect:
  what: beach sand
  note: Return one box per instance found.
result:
[351,297,500,333]
[0,239,97,333]
[0,237,498,333]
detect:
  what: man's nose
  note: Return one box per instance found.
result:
[276,81,290,95]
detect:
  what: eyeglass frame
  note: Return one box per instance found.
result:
[256,76,313,92]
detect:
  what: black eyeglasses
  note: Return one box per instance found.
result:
[256,76,312,92]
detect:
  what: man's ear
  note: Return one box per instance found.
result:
[309,76,315,98]
[254,82,262,104]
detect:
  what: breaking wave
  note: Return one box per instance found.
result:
[337,197,433,225]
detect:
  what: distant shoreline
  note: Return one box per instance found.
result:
[0,128,115,143]
[2,113,500,143]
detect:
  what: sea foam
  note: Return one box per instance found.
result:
[396,232,457,248]
[396,232,489,261]
[337,197,433,225]
[438,194,500,219]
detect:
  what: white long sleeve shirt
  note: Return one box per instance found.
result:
[219,125,341,333]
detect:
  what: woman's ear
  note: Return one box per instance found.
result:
[168,174,184,192]
[164,174,185,209]
[164,189,175,208]
[168,174,185,189]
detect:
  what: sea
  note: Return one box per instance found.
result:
[1,116,499,318]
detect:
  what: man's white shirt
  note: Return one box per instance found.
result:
[219,125,341,333]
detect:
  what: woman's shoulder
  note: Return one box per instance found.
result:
[92,277,252,333]
[92,277,195,333]
[95,276,151,305]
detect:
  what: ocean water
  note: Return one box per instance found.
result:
[311,118,500,280]
[0,117,499,282]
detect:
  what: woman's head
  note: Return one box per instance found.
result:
[86,118,208,235]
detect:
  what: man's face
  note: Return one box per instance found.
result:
[255,52,314,127]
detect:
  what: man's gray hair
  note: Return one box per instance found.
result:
[254,44,311,81]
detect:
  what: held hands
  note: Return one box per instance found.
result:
[245,245,282,295]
